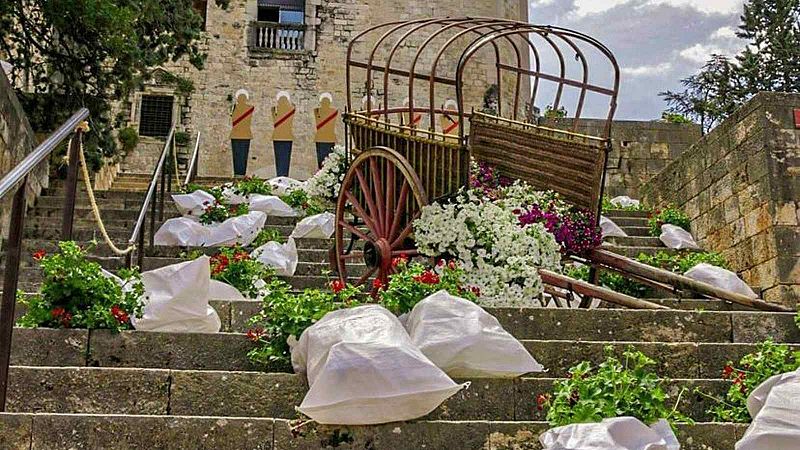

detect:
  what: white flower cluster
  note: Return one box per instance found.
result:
[304,146,348,204]
[414,191,562,307]
[493,181,569,214]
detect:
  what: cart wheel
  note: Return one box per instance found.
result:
[334,146,428,292]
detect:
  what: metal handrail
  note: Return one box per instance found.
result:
[0,108,90,412]
[0,109,89,198]
[126,125,177,268]
[183,131,201,186]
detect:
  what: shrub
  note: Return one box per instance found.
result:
[661,112,692,124]
[17,241,144,331]
[247,281,362,365]
[539,347,692,428]
[199,200,249,225]
[117,127,139,154]
[648,205,691,236]
[281,188,325,216]
[703,339,800,422]
[206,246,274,298]
[251,228,285,248]
[378,258,478,315]
[233,176,272,196]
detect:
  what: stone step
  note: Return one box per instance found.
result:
[600,244,699,258]
[0,413,744,450]
[28,205,179,221]
[606,216,649,227]
[603,209,650,219]
[10,328,799,377]
[34,195,150,210]
[2,366,732,423]
[604,236,663,248]
[618,225,651,237]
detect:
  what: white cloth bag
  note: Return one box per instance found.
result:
[221,184,247,205]
[610,196,641,208]
[684,263,757,298]
[172,190,216,217]
[540,417,679,450]
[206,211,266,247]
[600,216,627,238]
[208,279,245,300]
[290,305,465,425]
[269,176,305,196]
[251,237,298,276]
[132,257,221,333]
[659,224,700,250]
[290,212,335,239]
[249,194,298,217]
[153,217,212,246]
[404,290,544,378]
[736,369,800,450]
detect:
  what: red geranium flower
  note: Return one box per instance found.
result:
[330,279,345,294]
[391,254,409,268]
[372,278,385,290]
[470,286,481,297]
[246,328,266,342]
[110,305,129,324]
[33,249,46,261]
[210,254,230,275]
[234,251,249,262]
[722,364,734,378]
[60,312,72,328]
[51,307,66,319]
[447,260,457,270]
[413,270,440,285]
[536,393,550,411]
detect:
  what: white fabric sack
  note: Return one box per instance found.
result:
[154,217,212,246]
[600,216,627,238]
[610,196,641,208]
[540,417,679,450]
[221,184,247,205]
[208,279,245,300]
[249,194,298,217]
[684,263,757,298]
[659,224,700,250]
[290,304,465,425]
[269,176,304,196]
[736,369,800,450]
[404,290,544,377]
[172,190,216,217]
[132,257,221,333]
[206,211,267,247]
[251,237,298,276]
[291,212,335,239]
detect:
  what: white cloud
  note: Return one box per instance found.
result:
[679,25,744,64]
[711,26,738,39]
[622,62,674,77]
[572,0,742,17]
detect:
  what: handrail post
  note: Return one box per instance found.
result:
[150,178,158,247]
[159,164,166,222]
[137,226,145,269]
[0,180,29,411]
[61,128,83,240]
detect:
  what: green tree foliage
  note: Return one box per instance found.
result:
[0,0,225,168]
[661,0,799,133]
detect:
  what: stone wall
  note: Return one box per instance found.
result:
[642,92,800,307]
[124,0,529,179]
[545,118,702,198]
[0,69,48,241]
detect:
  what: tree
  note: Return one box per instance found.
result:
[660,0,800,133]
[0,0,225,169]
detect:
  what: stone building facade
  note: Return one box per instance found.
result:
[642,92,800,307]
[124,0,530,179]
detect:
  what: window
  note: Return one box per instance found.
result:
[257,0,304,23]
[139,95,174,137]
[193,0,208,30]
[257,6,279,22]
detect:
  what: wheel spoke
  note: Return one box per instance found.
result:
[356,265,378,286]
[388,180,409,241]
[390,209,421,248]
[344,191,380,238]
[369,157,385,237]
[340,219,373,243]
[355,167,383,237]
[391,249,419,257]
[385,162,395,236]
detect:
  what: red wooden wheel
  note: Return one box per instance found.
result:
[334,147,428,291]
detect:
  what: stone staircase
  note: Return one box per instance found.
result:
[1,175,797,449]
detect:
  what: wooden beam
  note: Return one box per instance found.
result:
[539,269,670,310]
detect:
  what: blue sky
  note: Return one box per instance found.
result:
[529,0,745,120]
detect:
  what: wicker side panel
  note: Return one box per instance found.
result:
[347,119,468,202]
[469,119,607,213]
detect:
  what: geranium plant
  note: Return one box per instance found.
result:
[247,280,362,366]
[206,246,275,298]
[538,346,692,428]
[281,188,326,216]
[414,191,561,307]
[647,205,691,236]
[379,257,479,314]
[232,176,272,196]
[305,145,348,204]
[198,200,249,225]
[702,339,800,422]
[251,227,285,248]
[17,241,144,331]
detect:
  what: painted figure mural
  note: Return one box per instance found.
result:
[314,93,338,167]
[272,91,296,177]
[230,90,254,176]
[439,99,459,139]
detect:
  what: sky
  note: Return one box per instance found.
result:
[528,0,746,120]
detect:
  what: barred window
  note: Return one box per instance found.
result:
[139,95,174,137]
[193,0,208,30]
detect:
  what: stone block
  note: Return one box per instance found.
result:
[170,371,305,418]
[743,204,772,237]
[775,202,799,225]
[231,300,264,332]
[762,284,800,306]
[7,366,170,415]
[732,311,800,343]
[675,422,745,450]
[88,330,258,371]
[0,413,32,450]
[431,378,516,421]
[30,414,274,449]
[10,328,88,367]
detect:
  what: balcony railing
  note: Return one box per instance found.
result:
[250,21,306,52]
